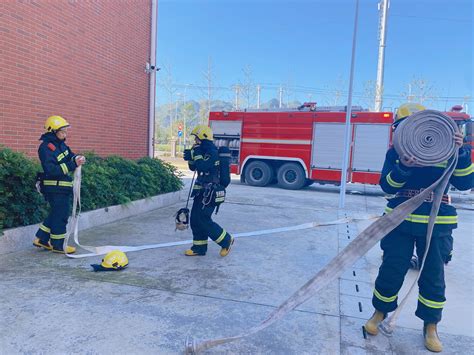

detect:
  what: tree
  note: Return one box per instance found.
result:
[361,79,377,111]
[156,62,177,141]
[240,65,255,109]
[200,57,214,123]
[322,75,346,106]
[181,102,199,146]
[400,76,439,106]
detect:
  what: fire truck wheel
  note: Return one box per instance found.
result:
[277,163,306,190]
[245,161,273,187]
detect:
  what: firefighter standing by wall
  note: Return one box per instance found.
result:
[182,125,234,256]
[33,115,86,254]
[364,104,474,352]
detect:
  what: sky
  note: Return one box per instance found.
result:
[155,0,473,112]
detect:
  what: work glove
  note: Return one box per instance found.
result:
[183,149,192,161]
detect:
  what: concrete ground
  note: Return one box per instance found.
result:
[0,175,472,354]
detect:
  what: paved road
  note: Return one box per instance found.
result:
[0,178,472,354]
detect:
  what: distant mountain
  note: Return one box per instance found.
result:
[154,98,303,129]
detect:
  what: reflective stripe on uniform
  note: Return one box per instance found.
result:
[374,288,397,303]
[385,207,457,224]
[58,181,73,187]
[193,155,203,161]
[418,294,445,309]
[193,240,208,246]
[43,180,73,187]
[39,224,51,233]
[453,163,474,177]
[215,229,227,244]
[386,172,405,188]
[60,163,69,174]
[57,151,69,161]
[50,233,66,240]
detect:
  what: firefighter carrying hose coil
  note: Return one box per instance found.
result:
[364,104,474,352]
[33,115,86,254]
[182,125,234,257]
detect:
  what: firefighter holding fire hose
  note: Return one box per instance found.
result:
[33,115,86,254]
[365,103,473,352]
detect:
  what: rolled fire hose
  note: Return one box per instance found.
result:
[184,110,459,354]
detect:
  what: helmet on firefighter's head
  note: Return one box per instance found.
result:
[190,125,213,141]
[44,115,70,132]
[90,250,128,272]
[394,103,426,123]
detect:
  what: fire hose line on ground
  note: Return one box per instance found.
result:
[63,171,378,259]
[63,110,459,354]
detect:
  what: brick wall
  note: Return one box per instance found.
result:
[0,0,152,159]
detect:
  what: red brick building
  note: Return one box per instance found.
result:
[0,0,157,159]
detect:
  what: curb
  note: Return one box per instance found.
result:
[0,190,183,255]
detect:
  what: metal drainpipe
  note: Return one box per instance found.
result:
[148,0,158,157]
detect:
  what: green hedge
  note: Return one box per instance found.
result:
[0,148,183,233]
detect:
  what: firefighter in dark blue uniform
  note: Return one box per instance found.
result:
[33,115,86,254]
[365,104,474,352]
[183,125,234,257]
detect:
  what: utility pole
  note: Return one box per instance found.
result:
[234,85,241,110]
[207,59,211,123]
[201,57,213,125]
[256,84,261,109]
[175,93,180,148]
[279,86,283,108]
[182,88,187,148]
[339,0,360,209]
[374,0,389,112]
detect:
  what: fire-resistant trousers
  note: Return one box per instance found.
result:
[35,192,71,250]
[189,194,232,254]
[372,225,453,324]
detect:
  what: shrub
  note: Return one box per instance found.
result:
[0,148,47,231]
[0,148,183,233]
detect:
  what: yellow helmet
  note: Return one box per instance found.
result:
[44,115,70,132]
[91,250,128,272]
[394,103,426,122]
[191,125,213,141]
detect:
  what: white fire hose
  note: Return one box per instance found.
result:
[63,168,378,258]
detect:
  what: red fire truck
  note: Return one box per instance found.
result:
[209,103,472,190]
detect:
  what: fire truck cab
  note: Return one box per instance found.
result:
[209,103,472,190]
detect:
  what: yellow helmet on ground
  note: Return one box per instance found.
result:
[394,103,426,123]
[191,125,213,141]
[44,115,70,132]
[91,250,128,272]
